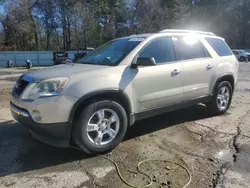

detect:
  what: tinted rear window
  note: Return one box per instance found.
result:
[173,36,209,61]
[205,38,232,57]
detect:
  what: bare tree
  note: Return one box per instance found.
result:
[1,0,250,50]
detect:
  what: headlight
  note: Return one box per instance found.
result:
[25,77,69,100]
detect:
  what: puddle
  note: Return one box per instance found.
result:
[215,149,234,163]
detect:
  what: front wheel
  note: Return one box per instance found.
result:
[73,100,128,155]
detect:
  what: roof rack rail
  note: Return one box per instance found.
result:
[159,29,216,36]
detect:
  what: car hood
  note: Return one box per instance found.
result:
[22,64,109,82]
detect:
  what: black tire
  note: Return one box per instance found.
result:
[207,81,233,115]
[240,56,246,62]
[73,100,128,155]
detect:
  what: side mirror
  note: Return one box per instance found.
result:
[131,57,157,69]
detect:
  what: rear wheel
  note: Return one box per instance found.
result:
[73,100,128,155]
[207,81,233,115]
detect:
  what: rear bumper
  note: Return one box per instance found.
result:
[10,102,71,147]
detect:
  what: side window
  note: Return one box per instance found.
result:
[173,36,208,61]
[205,37,233,57]
[139,38,176,64]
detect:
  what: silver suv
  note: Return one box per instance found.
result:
[232,49,250,62]
[10,30,239,154]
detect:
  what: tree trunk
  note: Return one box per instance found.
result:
[34,28,39,50]
[46,33,50,50]
[240,1,247,48]
[62,13,67,50]
[67,16,71,50]
[53,28,60,51]
[74,17,79,50]
[28,7,39,50]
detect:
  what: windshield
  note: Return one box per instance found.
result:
[79,38,144,66]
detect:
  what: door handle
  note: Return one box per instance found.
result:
[206,64,214,70]
[171,69,181,76]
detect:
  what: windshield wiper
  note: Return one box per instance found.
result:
[80,61,115,66]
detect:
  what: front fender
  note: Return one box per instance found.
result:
[68,89,132,124]
[65,74,121,98]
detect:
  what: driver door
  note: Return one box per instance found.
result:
[132,37,183,113]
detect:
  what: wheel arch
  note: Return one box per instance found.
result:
[213,74,235,94]
[68,89,133,127]
[239,56,246,61]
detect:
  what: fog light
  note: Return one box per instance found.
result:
[32,110,42,121]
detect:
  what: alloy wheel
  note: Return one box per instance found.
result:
[217,86,230,111]
[86,109,120,146]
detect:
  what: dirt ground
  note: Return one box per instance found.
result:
[1,63,250,188]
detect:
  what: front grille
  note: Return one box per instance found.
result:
[13,77,30,97]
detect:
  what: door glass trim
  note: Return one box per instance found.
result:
[177,57,212,64]
[135,60,182,69]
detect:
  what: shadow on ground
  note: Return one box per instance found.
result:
[125,104,213,140]
[0,120,87,177]
[0,105,213,177]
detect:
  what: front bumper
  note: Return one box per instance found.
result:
[10,102,71,147]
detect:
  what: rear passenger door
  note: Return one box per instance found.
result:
[173,35,215,101]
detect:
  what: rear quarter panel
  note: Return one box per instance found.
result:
[200,37,238,94]
[209,55,238,94]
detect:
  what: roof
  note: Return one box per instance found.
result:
[159,29,216,36]
[118,29,219,41]
[124,33,155,38]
